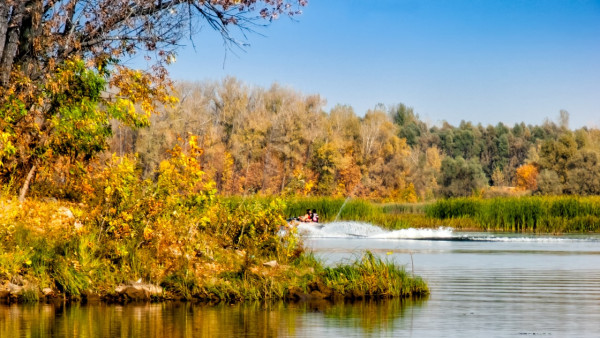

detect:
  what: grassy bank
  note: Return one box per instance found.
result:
[0,194,428,303]
[285,196,600,233]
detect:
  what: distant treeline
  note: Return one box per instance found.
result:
[110,77,600,201]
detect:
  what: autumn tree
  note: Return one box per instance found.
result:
[514,163,538,191]
[359,109,411,199]
[324,105,359,191]
[0,0,307,200]
[258,84,323,193]
[536,169,562,195]
[407,145,442,200]
[310,141,339,195]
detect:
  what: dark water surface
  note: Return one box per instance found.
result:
[2,223,600,337]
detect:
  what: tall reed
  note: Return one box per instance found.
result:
[285,196,600,233]
[322,251,429,299]
[284,197,429,229]
[426,196,600,233]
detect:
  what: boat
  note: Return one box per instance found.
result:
[286,219,324,229]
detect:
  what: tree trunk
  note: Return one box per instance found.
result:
[19,164,37,202]
[0,1,26,86]
[0,3,10,60]
[262,147,270,191]
[18,1,44,77]
[280,157,287,193]
[244,156,250,193]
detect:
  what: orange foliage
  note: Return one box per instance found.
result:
[337,156,362,196]
[515,164,539,191]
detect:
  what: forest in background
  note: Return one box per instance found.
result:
[105,77,600,202]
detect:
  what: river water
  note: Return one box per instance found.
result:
[2,221,600,337]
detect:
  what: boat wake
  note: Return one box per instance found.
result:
[295,221,599,242]
[296,221,453,239]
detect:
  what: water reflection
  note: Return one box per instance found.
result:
[0,298,425,337]
[4,231,600,337]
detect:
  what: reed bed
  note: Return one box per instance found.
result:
[284,197,436,229]
[426,196,600,233]
[284,197,376,222]
[381,203,428,215]
[285,196,600,233]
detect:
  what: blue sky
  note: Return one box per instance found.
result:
[156,0,600,128]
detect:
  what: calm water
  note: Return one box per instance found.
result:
[2,222,600,337]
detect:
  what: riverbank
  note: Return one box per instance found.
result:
[0,196,428,304]
[285,196,600,233]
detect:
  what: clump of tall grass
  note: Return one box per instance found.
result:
[322,251,429,299]
[197,251,429,301]
[425,198,480,219]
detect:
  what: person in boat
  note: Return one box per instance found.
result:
[298,209,312,222]
[311,209,319,223]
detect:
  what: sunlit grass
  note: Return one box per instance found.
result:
[322,251,429,299]
[284,197,434,229]
[197,251,428,301]
[426,196,600,233]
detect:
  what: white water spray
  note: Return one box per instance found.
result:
[296,221,454,239]
[293,221,596,242]
[333,196,351,222]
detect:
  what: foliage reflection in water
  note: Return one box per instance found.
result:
[0,298,426,338]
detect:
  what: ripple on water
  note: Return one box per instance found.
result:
[306,225,600,337]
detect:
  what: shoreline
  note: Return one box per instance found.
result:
[0,252,429,305]
[0,281,428,305]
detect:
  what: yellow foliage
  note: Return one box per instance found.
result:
[402,183,418,203]
[303,180,315,196]
[0,132,16,167]
[109,66,178,125]
[0,135,304,297]
[337,157,361,196]
[515,164,539,191]
[0,197,82,246]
